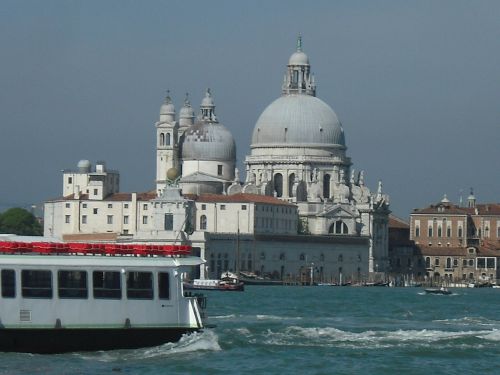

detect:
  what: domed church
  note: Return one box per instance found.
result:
[241,37,390,272]
[155,89,236,196]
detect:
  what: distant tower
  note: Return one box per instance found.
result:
[156,91,179,195]
[467,188,476,208]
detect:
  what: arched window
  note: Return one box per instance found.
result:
[338,254,343,262]
[166,133,171,146]
[435,258,440,266]
[428,226,433,237]
[485,227,490,238]
[446,226,451,237]
[200,215,207,230]
[437,226,442,237]
[299,253,305,261]
[446,257,452,268]
[279,253,286,261]
[336,221,348,234]
[288,173,295,197]
[425,257,431,268]
[415,225,420,237]
[323,174,331,199]
[458,227,463,238]
[159,133,165,146]
[274,173,283,198]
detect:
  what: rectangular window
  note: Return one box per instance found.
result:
[143,204,148,210]
[82,215,87,224]
[93,189,98,196]
[82,203,87,208]
[68,177,72,184]
[127,272,153,299]
[65,215,70,224]
[22,270,52,298]
[164,213,173,230]
[142,216,148,225]
[220,205,226,210]
[217,165,223,176]
[65,203,70,208]
[201,204,206,210]
[93,208,98,214]
[93,271,121,299]
[58,271,88,299]
[487,258,495,269]
[107,203,113,208]
[158,272,170,299]
[123,215,129,224]
[124,203,129,209]
[477,258,486,269]
[107,215,113,224]
[1,269,15,298]
[242,205,247,210]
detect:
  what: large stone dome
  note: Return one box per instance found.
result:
[251,94,345,147]
[182,121,236,161]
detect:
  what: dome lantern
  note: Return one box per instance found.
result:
[282,36,316,96]
[159,90,176,123]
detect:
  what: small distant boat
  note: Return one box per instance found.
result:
[238,271,283,286]
[425,287,452,295]
[184,272,244,291]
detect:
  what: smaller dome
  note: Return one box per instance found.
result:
[160,99,175,115]
[180,99,195,119]
[77,159,91,173]
[201,89,215,107]
[288,51,309,66]
[182,122,236,162]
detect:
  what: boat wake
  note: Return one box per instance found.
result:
[76,330,221,362]
[251,326,500,349]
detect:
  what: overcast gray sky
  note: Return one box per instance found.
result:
[0,0,499,218]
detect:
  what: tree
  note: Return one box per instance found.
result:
[0,208,43,236]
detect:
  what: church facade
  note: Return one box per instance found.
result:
[44,38,390,281]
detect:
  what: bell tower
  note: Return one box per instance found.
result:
[156,91,179,196]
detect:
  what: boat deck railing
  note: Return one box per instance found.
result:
[0,241,191,257]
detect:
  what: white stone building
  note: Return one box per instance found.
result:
[44,37,390,281]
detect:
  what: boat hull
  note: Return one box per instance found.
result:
[424,288,452,295]
[0,327,199,354]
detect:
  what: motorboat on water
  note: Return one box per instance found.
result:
[0,239,207,353]
[238,271,283,286]
[184,272,244,291]
[424,286,452,295]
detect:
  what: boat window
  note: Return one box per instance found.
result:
[127,272,153,299]
[158,272,170,299]
[21,270,52,298]
[1,269,15,298]
[93,271,121,299]
[58,270,88,299]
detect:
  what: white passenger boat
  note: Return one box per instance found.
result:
[0,239,207,353]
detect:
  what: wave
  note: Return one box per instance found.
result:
[76,330,221,362]
[433,316,499,327]
[257,326,499,349]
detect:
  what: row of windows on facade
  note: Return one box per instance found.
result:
[415,225,500,238]
[267,172,336,198]
[0,269,170,300]
[66,215,151,225]
[65,203,149,210]
[209,252,362,263]
[424,256,496,269]
[67,176,119,186]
